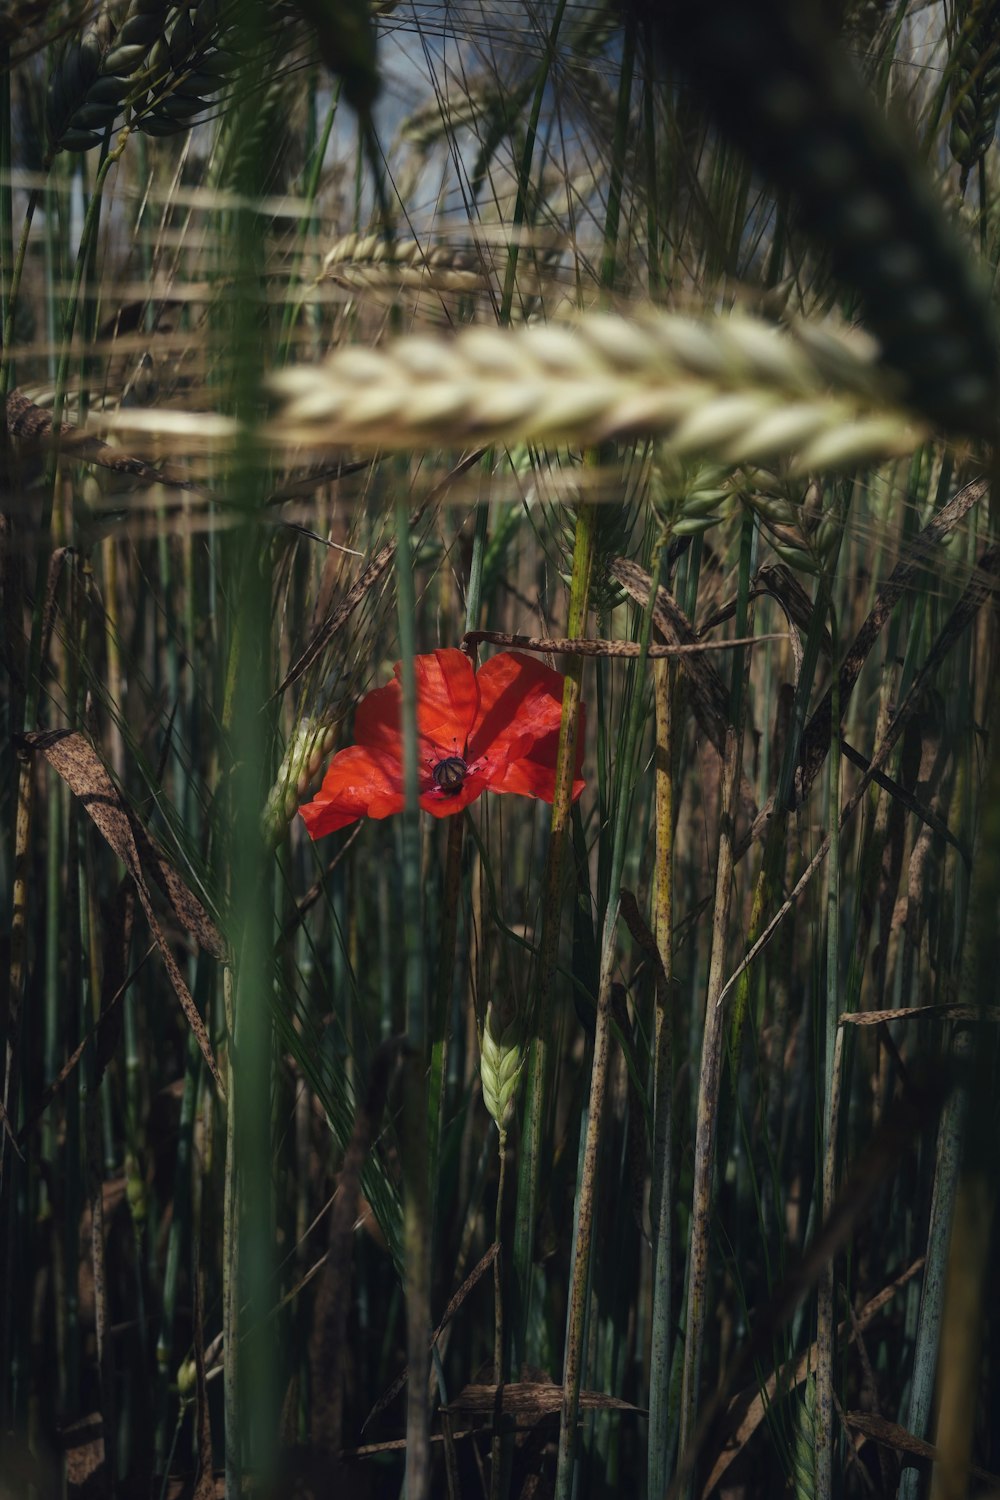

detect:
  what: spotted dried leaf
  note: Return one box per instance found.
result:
[20,729,224,1094]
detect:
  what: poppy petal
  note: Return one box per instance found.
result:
[467,652,568,767]
[487,715,586,803]
[354,678,403,753]
[300,648,584,837]
[401,648,479,753]
[355,651,478,757]
[418,768,491,819]
[299,745,404,838]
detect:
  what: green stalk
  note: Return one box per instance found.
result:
[489,1130,509,1500]
[466,15,573,1403]
[554,534,664,1499]
[427,815,463,1197]
[428,494,492,1203]
[228,396,275,1494]
[511,499,594,1368]
[63,793,83,1422]
[510,0,630,1395]
[224,14,275,1486]
[599,19,635,291]
[222,968,240,1497]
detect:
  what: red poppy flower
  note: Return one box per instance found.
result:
[299,648,585,839]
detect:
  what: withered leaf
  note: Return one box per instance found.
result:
[20,729,224,1095]
[844,1411,1000,1485]
[126,813,227,961]
[445,1382,642,1420]
[61,1413,105,1498]
[7,387,193,488]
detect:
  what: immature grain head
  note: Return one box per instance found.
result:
[948,0,1000,174]
[480,992,524,1133]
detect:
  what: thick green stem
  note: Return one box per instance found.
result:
[224,17,275,1483]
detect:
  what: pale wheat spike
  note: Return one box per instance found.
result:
[321,234,489,295]
[266,307,925,471]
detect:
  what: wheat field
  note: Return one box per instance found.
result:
[1,2,999,1497]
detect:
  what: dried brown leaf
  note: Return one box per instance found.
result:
[463,628,777,659]
[7,387,194,488]
[127,814,227,961]
[841,1004,1000,1025]
[844,1411,1000,1485]
[445,1382,642,1419]
[20,730,224,1095]
[61,1413,105,1498]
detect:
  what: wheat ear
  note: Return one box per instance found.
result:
[479,994,524,1133]
[268,308,924,471]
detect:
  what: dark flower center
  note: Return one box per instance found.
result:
[432,754,469,795]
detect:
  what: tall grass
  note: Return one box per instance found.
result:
[1,2,999,1497]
